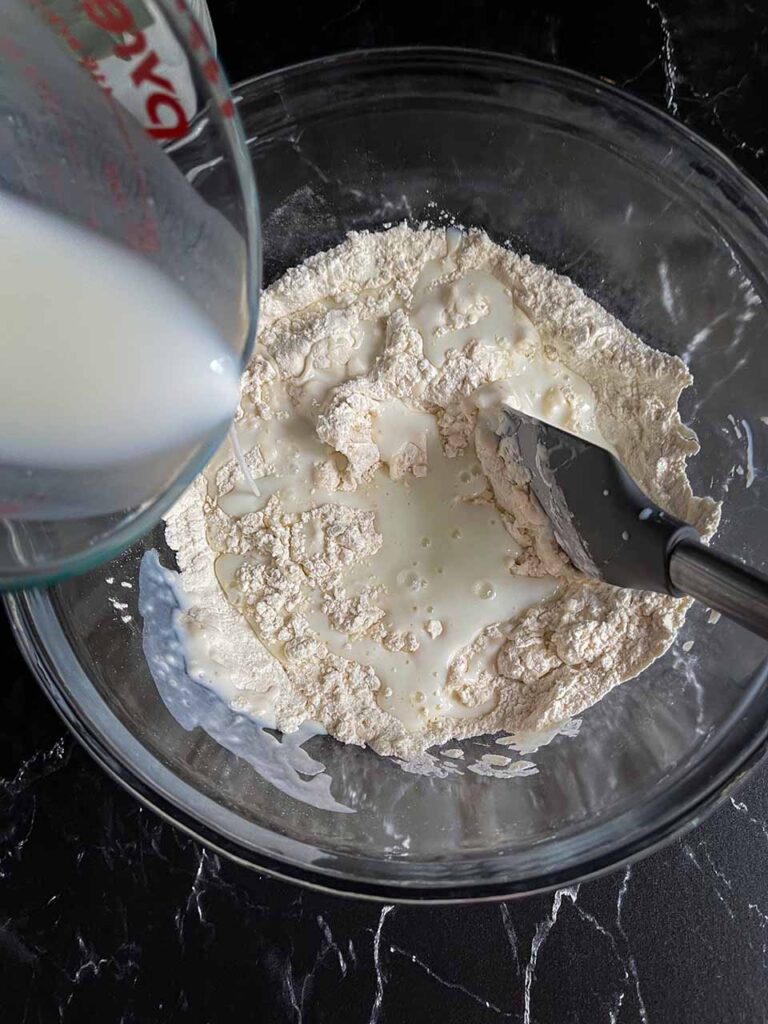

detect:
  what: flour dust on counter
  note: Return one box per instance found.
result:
[163,225,719,758]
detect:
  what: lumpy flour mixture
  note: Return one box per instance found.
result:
[164,226,720,758]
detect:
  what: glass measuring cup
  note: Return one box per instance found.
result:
[0,0,259,590]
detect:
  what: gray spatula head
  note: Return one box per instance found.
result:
[487,406,768,638]
[491,406,698,595]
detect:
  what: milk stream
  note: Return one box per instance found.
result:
[0,193,241,519]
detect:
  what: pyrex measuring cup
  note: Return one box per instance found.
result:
[0,0,259,589]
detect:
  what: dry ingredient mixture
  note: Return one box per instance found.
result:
[165,226,720,759]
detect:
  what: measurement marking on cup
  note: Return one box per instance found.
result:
[81,0,190,140]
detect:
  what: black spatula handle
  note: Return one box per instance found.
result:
[669,541,768,639]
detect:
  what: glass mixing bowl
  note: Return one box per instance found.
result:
[7,49,768,901]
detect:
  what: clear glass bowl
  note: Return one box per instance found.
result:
[7,49,768,901]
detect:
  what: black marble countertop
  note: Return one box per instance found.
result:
[3,1,768,1020]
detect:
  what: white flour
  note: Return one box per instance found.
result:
[164,226,720,758]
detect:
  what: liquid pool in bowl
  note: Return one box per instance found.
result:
[8,49,768,901]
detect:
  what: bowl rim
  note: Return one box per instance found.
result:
[8,45,768,902]
[234,44,768,231]
[7,586,768,903]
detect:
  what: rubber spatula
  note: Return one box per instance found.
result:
[491,407,768,639]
